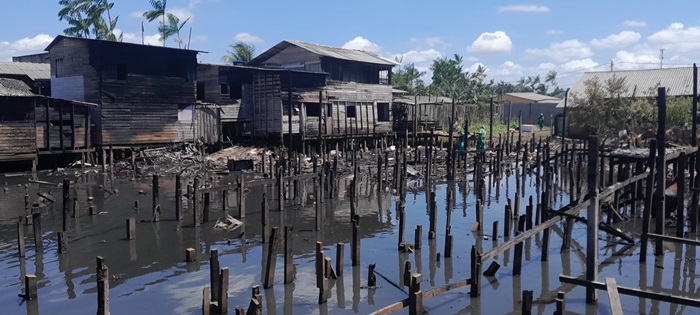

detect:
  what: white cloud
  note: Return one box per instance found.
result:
[546,30,563,35]
[409,37,446,49]
[121,31,162,46]
[612,50,661,70]
[342,36,382,54]
[537,63,557,71]
[169,8,194,23]
[0,34,54,61]
[467,62,486,74]
[558,58,600,73]
[590,31,641,49]
[233,32,264,45]
[467,31,512,54]
[130,11,144,19]
[525,39,593,62]
[188,0,202,9]
[648,23,700,53]
[394,49,442,64]
[464,56,479,62]
[487,61,525,80]
[499,5,550,13]
[623,20,647,28]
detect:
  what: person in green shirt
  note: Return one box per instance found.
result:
[538,113,545,131]
[477,125,486,150]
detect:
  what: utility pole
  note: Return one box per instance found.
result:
[660,49,665,69]
[610,60,613,71]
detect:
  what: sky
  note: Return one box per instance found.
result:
[2,0,700,89]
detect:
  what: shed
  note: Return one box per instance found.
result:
[502,92,562,127]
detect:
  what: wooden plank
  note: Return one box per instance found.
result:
[599,172,649,200]
[605,278,623,315]
[646,233,700,246]
[560,275,700,308]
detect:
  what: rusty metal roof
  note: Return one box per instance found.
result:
[0,78,34,96]
[506,92,561,103]
[557,67,696,107]
[249,40,398,67]
[0,61,50,81]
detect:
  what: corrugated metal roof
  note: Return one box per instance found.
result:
[0,78,34,96]
[393,95,453,105]
[250,40,398,67]
[506,92,561,103]
[557,67,696,108]
[0,62,50,81]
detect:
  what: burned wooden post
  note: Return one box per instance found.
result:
[556,291,566,315]
[175,174,182,220]
[444,232,453,258]
[186,248,195,262]
[654,88,667,256]
[261,194,269,243]
[522,290,533,315]
[193,178,200,227]
[203,286,211,315]
[32,213,42,250]
[315,242,325,289]
[284,225,293,284]
[586,135,600,302]
[676,152,686,238]
[126,217,135,240]
[238,176,246,219]
[17,221,25,257]
[409,274,423,315]
[62,178,69,231]
[96,256,109,315]
[277,168,284,211]
[640,140,657,262]
[470,245,482,297]
[504,205,511,237]
[210,249,221,303]
[414,225,422,250]
[352,216,360,266]
[315,175,321,231]
[23,274,37,300]
[218,267,229,314]
[152,174,160,222]
[263,227,278,288]
[513,239,523,276]
[203,193,210,223]
[336,242,344,277]
[398,201,406,249]
[483,261,500,277]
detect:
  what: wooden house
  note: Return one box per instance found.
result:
[45,35,203,147]
[0,61,51,96]
[245,40,397,145]
[196,63,244,142]
[0,78,96,168]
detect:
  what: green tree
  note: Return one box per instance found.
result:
[58,0,120,40]
[221,42,256,63]
[392,58,425,94]
[159,13,189,48]
[143,0,168,46]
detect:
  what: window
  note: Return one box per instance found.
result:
[306,103,321,117]
[116,64,127,80]
[220,84,229,96]
[178,104,193,121]
[346,103,357,118]
[377,103,390,122]
[196,82,205,101]
[54,58,64,77]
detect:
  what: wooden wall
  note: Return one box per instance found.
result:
[35,98,91,150]
[195,104,221,145]
[0,97,36,161]
[48,39,95,102]
[248,73,282,137]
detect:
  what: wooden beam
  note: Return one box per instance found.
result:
[605,278,623,315]
[646,233,700,247]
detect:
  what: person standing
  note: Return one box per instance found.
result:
[538,113,545,131]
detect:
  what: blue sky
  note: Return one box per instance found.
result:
[2,0,700,88]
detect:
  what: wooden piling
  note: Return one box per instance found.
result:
[263,227,278,288]
[522,290,533,315]
[58,231,68,253]
[398,201,406,249]
[352,216,360,266]
[414,225,422,250]
[237,177,245,219]
[218,267,229,314]
[676,152,686,237]
[640,140,657,262]
[32,213,42,250]
[470,245,482,297]
[24,274,37,300]
[193,178,200,227]
[62,178,70,231]
[96,256,109,315]
[203,193,210,223]
[210,249,220,303]
[261,194,269,243]
[203,286,211,315]
[444,233,453,258]
[409,274,423,315]
[175,174,182,220]
[126,217,135,240]
[336,242,344,276]
[316,241,325,288]
[586,135,600,302]
[186,248,195,262]
[152,174,160,222]
[513,239,523,276]
[504,206,511,237]
[17,221,25,257]
[284,225,293,284]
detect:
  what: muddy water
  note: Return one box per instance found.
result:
[0,166,698,314]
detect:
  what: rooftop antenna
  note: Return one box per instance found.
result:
[660,49,665,69]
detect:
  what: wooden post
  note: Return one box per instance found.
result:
[261,194,269,243]
[62,178,69,231]
[352,216,360,266]
[17,221,25,257]
[152,174,160,222]
[203,286,211,315]
[315,175,321,231]
[513,240,523,276]
[556,291,566,315]
[492,221,499,240]
[586,135,600,302]
[22,274,37,300]
[193,178,200,227]
[676,153,686,237]
[58,231,68,253]
[470,245,482,297]
[504,206,511,237]
[605,278,623,315]
[409,274,423,315]
[203,193,210,223]
[210,249,220,303]
[175,174,182,220]
[277,168,284,211]
[126,217,135,240]
[96,256,109,315]
[522,290,533,315]
[444,233,453,258]
[315,241,325,288]
[336,243,344,276]
[238,176,245,219]
[186,248,195,262]
[414,225,422,250]
[263,227,278,288]
[284,225,293,284]
[640,140,657,262]
[218,267,229,314]
[32,213,42,250]
[398,201,405,249]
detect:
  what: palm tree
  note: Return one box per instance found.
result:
[143,0,167,46]
[159,13,189,48]
[58,0,120,40]
[221,42,256,64]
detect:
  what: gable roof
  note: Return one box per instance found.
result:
[0,62,50,81]
[0,78,35,96]
[557,67,696,108]
[249,40,398,67]
[505,92,561,103]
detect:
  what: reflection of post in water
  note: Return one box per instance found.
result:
[283,282,295,315]
[428,238,436,286]
[352,265,360,312]
[265,284,277,315]
[444,253,453,284]
[650,256,663,314]
[512,259,522,314]
[687,245,697,301]
[538,260,550,314]
[670,245,682,315]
